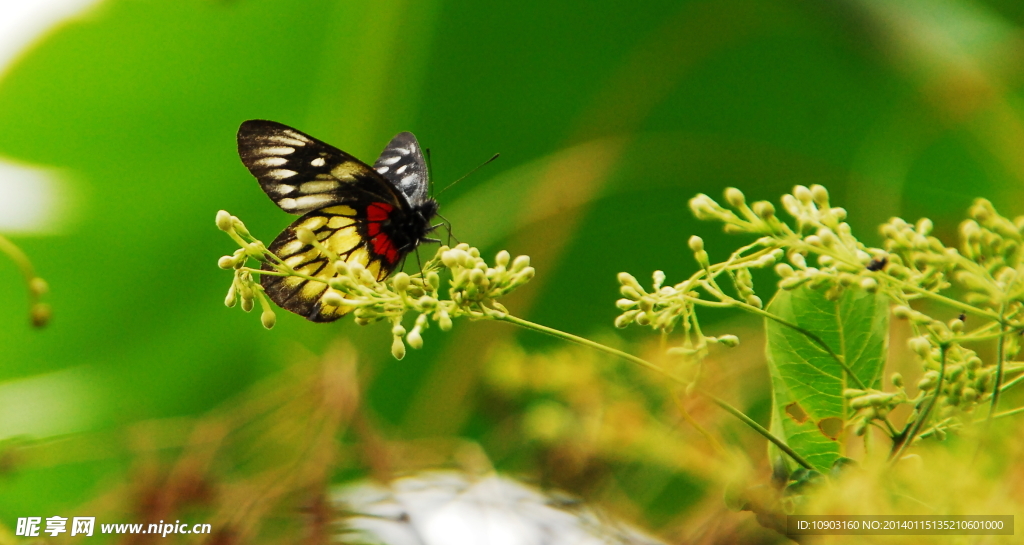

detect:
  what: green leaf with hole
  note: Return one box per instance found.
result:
[765,285,888,472]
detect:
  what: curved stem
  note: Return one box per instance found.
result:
[495,314,815,471]
[0,233,47,326]
[890,343,949,461]
[988,304,1009,421]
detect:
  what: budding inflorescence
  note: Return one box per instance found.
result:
[215,211,534,359]
[630,187,1024,447]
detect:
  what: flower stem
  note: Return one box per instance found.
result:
[891,343,948,461]
[495,314,814,470]
[0,233,47,326]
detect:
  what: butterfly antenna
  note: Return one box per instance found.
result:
[437,153,499,197]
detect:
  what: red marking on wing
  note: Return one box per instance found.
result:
[365,202,399,264]
[372,233,399,264]
[367,202,393,221]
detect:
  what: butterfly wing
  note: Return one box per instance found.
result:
[259,202,403,322]
[373,132,430,206]
[238,120,401,214]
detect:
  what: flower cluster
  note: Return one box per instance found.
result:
[322,244,534,359]
[619,186,1024,450]
[215,211,534,359]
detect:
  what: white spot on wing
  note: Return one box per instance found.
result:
[300,180,340,193]
[269,169,297,179]
[381,155,401,165]
[401,173,421,186]
[254,156,288,167]
[276,184,296,195]
[376,166,389,174]
[258,146,295,156]
[396,164,408,175]
[282,129,311,143]
[311,157,326,167]
[266,135,306,147]
[279,198,298,210]
[293,194,336,209]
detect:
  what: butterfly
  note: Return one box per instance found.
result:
[237,120,439,322]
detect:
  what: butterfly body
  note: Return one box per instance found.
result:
[237,120,437,322]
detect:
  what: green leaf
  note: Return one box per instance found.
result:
[765,285,888,472]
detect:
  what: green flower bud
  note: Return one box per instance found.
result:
[908,336,931,357]
[859,277,878,292]
[216,210,234,231]
[614,311,637,328]
[495,250,511,267]
[30,303,51,328]
[260,310,276,329]
[746,294,763,308]
[724,187,745,208]
[775,263,795,277]
[688,235,704,253]
[241,296,255,312]
[438,309,453,331]
[810,184,829,205]
[407,328,424,349]
[891,373,904,387]
[218,255,236,269]
[511,255,531,272]
[794,185,812,203]
[29,278,48,296]
[470,268,486,286]
[652,270,666,289]
[391,337,406,360]
[753,201,775,219]
[637,297,654,313]
[514,268,535,285]
[392,272,410,292]
[718,335,740,347]
[892,306,912,319]
[231,219,251,237]
[224,284,237,307]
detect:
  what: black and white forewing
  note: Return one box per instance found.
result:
[238,120,397,215]
[373,132,430,206]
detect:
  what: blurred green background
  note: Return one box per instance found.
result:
[1,0,1023,540]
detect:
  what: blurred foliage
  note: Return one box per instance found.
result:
[1,0,1024,543]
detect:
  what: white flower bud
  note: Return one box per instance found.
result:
[724,187,745,207]
[407,328,424,349]
[391,337,406,360]
[295,227,316,244]
[495,250,511,268]
[215,210,234,231]
[322,290,344,307]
